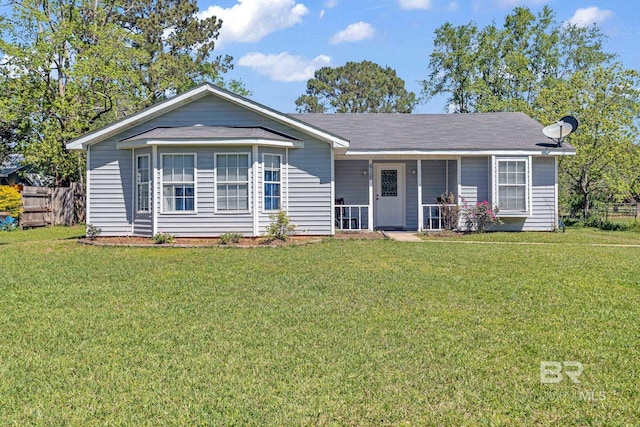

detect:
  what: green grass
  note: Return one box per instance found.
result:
[0,226,639,425]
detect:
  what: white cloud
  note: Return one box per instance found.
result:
[198,0,308,47]
[237,52,331,82]
[324,0,338,7]
[398,0,432,10]
[329,22,375,44]
[567,7,613,28]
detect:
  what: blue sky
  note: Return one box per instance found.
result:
[197,0,640,113]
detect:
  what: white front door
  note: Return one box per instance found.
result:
[374,163,406,229]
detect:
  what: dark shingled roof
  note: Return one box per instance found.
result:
[120,126,301,143]
[290,112,575,152]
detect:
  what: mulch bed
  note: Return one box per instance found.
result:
[80,231,386,247]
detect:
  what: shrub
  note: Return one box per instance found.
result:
[460,198,501,233]
[219,232,243,245]
[0,185,22,218]
[86,223,102,240]
[265,211,296,241]
[152,232,175,244]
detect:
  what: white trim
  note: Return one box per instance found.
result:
[116,138,304,150]
[284,148,289,210]
[417,159,423,232]
[214,152,251,214]
[340,149,574,158]
[490,155,496,205]
[135,153,151,214]
[252,146,259,235]
[131,149,135,235]
[152,145,158,234]
[86,146,91,226]
[159,152,198,214]
[261,153,283,213]
[554,156,559,230]
[367,159,373,231]
[528,155,533,215]
[456,156,462,202]
[67,84,349,150]
[494,157,531,216]
[330,148,335,235]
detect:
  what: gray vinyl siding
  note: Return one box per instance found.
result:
[88,141,133,236]
[459,157,490,205]
[335,160,369,205]
[286,140,332,235]
[422,160,457,204]
[492,156,556,231]
[87,93,333,237]
[133,147,152,236]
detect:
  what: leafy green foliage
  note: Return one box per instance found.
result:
[219,232,243,245]
[152,232,175,244]
[423,6,639,215]
[0,186,22,217]
[296,60,417,113]
[265,211,296,241]
[0,0,246,185]
[85,224,102,240]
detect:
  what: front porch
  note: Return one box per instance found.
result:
[334,159,460,232]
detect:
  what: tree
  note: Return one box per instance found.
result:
[0,0,245,185]
[535,65,640,217]
[423,6,614,114]
[422,6,639,216]
[295,61,417,113]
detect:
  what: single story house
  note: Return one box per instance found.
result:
[67,83,575,237]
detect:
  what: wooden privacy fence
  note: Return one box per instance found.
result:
[20,184,85,227]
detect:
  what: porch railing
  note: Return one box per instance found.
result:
[421,204,458,231]
[335,205,369,230]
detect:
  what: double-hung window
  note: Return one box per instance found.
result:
[136,154,150,212]
[216,153,250,211]
[263,154,281,211]
[162,154,195,212]
[497,159,528,212]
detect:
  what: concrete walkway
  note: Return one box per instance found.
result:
[382,231,423,242]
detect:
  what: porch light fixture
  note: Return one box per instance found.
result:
[411,169,417,175]
[362,169,368,176]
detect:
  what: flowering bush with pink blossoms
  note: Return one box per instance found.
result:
[460,198,501,232]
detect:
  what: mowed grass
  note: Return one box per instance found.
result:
[0,227,638,425]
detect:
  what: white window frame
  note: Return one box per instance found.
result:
[160,153,197,214]
[495,157,530,215]
[136,154,151,213]
[215,152,251,213]
[262,153,282,213]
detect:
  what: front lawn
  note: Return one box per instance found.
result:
[0,226,638,425]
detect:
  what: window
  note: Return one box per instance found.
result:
[380,170,398,197]
[263,154,281,211]
[216,153,249,211]
[162,154,195,212]
[497,159,528,212]
[136,155,150,212]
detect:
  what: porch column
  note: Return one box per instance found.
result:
[152,145,158,235]
[417,159,423,232]
[252,145,259,236]
[368,159,373,231]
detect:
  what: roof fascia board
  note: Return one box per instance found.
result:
[340,149,575,159]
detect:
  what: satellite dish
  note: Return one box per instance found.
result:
[543,116,579,146]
